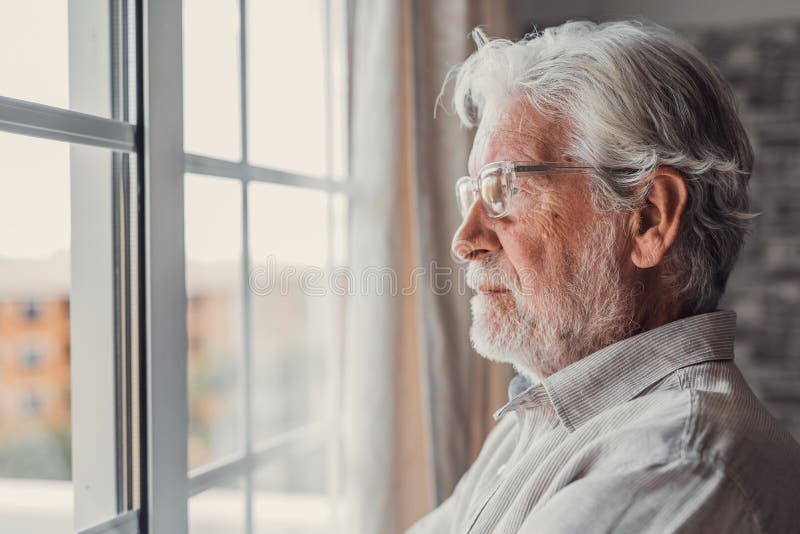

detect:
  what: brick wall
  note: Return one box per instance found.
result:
[685,21,800,441]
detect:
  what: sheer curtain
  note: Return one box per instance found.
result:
[343,1,513,532]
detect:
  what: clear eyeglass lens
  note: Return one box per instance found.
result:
[480,166,510,217]
[456,178,478,219]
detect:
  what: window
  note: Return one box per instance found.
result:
[183,0,350,532]
[20,344,45,370]
[0,1,349,532]
[0,1,139,533]
[21,300,41,322]
[20,392,44,417]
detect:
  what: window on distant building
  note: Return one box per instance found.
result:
[20,392,43,417]
[21,300,40,322]
[20,344,45,370]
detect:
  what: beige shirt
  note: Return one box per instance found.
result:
[407,311,800,533]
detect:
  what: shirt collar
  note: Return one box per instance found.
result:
[493,310,737,431]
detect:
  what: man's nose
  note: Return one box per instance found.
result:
[451,199,500,262]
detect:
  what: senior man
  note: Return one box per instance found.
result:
[408,20,800,534]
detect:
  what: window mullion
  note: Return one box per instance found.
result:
[238,2,255,533]
[323,0,343,527]
[188,422,332,498]
[0,96,136,152]
[184,153,351,193]
[240,0,249,166]
[189,455,248,498]
[68,0,121,530]
[141,0,188,533]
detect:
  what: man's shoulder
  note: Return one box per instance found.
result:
[661,359,800,530]
[568,359,800,531]
[580,359,800,475]
[674,360,800,463]
[676,361,800,489]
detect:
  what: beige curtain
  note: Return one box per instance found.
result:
[343,1,514,533]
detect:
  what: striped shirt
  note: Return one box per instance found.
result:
[407,311,800,533]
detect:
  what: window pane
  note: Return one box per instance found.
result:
[249,183,331,442]
[183,0,242,160]
[189,478,246,534]
[253,448,333,533]
[0,2,68,110]
[0,132,71,533]
[0,132,130,532]
[247,0,328,177]
[0,0,122,119]
[185,174,243,470]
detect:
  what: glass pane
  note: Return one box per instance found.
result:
[0,132,133,532]
[247,0,328,177]
[189,478,246,534]
[0,2,68,110]
[0,0,122,119]
[185,174,243,470]
[183,0,242,160]
[0,132,71,532]
[253,448,333,533]
[0,133,67,532]
[249,183,331,442]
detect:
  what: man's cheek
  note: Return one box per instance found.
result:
[503,234,555,282]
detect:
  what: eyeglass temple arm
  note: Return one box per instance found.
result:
[514,164,595,173]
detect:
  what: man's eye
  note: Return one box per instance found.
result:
[511,187,520,196]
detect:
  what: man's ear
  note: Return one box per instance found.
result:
[630,167,688,269]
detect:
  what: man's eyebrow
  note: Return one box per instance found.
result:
[492,129,553,163]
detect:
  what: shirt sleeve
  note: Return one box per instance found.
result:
[518,458,760,534]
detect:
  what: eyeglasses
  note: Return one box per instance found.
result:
[455,161,594,219]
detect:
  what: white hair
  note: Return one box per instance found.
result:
[445,19,755,314]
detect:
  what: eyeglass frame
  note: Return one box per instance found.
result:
[455,160,595,220]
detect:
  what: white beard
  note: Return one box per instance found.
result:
[467,217,637,379]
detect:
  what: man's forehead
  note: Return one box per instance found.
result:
[468,98,562,176]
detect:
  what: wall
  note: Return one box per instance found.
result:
[512,0,800,28]
[689,21,800,440]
